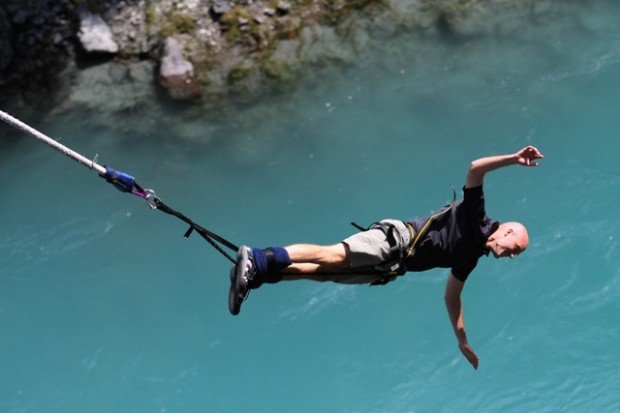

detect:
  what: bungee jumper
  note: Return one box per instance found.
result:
[229,145,544,370]
[2,109,544,369]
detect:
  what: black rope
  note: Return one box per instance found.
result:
[350,221,367,231]
[152,198,238,264]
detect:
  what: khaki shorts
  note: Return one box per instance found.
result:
[339,219,411,284]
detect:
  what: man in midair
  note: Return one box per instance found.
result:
[229,145,544,369]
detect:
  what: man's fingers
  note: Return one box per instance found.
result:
[460,343,480,370]
[467,350,479,369]
[519,145,543,155]
[518,146,544,166]
[518,158,539,167]
[524,145,544,159]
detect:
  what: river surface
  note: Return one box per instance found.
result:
[1,1,620,412]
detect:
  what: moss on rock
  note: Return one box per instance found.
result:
[227,65,253,85]
[159,12,197,38]
[261,59,295,82]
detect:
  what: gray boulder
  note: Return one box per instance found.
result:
[211,0,233,17]
[159,36,202,100]
[63,61,156,113]
[77,8,119,54]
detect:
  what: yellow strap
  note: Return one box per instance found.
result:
[404,186,457,260]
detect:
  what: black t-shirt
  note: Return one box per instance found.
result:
[405,185,499,282]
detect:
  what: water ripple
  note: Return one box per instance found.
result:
[0,210,132,267]
[277,284,357,321]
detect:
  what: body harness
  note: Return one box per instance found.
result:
[350,186,457,285]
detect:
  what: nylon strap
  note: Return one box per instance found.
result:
[152,198,238,264]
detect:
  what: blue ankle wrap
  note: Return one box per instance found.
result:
[251,248,268,275]
[266,246,291,270]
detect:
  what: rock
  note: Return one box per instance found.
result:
[32,15,45,26]
[160,37,193,78]
[77,8,119,54]
[0,8,13,71]
[52,32,63,45]
[212,0,233,17]
[277,1,291,14]
[11,9,29,25]
[64,61,156,114]
[158,36,202,100]
[128,61,154,84]
[263,7,276,16]
[106,2,156,55]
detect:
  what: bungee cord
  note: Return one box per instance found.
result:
[1,109,238,264]
[0,109,107,175]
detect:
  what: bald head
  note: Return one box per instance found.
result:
[487,221,529,259]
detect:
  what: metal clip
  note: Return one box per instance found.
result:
[144,188,159,210]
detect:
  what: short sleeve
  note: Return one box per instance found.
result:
[462,185,486,218]
[451,258,479,282]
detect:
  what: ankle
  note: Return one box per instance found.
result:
[265,247,291,271]
[247,247,290,288]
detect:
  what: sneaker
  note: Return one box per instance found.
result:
[228,266,238,315]
[228,245,254,315]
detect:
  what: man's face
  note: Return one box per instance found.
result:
[489,224,529,259]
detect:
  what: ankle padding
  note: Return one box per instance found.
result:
[265,247,291,271]
[251,248,268,274]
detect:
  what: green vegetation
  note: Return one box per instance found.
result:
[159,12,198,38]
[275,16,302,40]
[320,0,389,26]
[145,3,157,30]
[220,7,254,42]
[227,65,253,85]
[261,59,295,83]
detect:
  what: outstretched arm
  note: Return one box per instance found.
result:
[465,145,544,188]
[445,273,479,370]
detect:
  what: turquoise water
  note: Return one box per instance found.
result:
[2,2,620,412]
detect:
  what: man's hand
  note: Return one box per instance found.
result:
[445,274,480,370]
[459,341,479,370]
[466,145,545,187]
[515,145,544,167]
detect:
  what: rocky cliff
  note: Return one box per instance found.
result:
[0,0,562,119]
